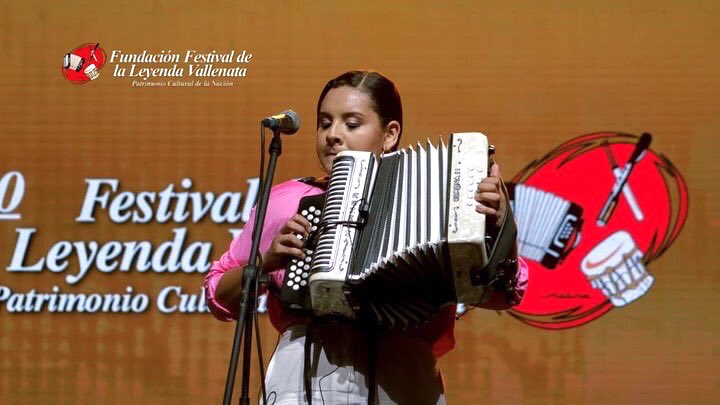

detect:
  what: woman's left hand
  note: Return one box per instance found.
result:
[474,163,507,230]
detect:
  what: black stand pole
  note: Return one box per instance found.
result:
[223,131,283,405]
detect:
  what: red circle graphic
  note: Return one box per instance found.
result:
[508,132,688,329]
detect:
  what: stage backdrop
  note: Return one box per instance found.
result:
[1,1,718,403]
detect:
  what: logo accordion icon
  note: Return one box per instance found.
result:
[61,43,106,84]
[508,183,583,269]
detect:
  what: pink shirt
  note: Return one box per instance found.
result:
[204,179,528,358]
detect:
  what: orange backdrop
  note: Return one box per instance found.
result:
[1,1,718,403]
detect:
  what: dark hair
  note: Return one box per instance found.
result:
[316,70,403,149]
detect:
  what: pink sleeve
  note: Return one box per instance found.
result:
[203,180,320,321]
[203,221,253,321]
[474,256,530,310]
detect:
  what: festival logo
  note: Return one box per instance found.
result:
[61,43,107,84]
[508,132,688,329]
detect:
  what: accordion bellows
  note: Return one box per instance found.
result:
[285,133,496,328]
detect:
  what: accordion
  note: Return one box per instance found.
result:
[280,132,518,328]
[507,183,583,269]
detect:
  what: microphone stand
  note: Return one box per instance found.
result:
[223,129,283,405]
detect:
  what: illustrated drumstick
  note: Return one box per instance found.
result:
[89,43,100,62]
[602,141,645,221]
[612,167,644,221]
[597,133,652,226]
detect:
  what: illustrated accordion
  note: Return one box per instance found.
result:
[507,183,583,269]
[280,132,518,328]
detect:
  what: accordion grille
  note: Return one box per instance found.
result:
[311,155,354,273]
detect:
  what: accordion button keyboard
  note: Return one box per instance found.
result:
[280,193,327,312]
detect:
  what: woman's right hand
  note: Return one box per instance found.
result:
[262,214,312,272]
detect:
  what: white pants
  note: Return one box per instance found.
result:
[263,322,446,405]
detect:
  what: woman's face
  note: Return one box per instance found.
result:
[316,86,399,174]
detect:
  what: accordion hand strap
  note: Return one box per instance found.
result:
[475,178,520,304]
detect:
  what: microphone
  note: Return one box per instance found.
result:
[261,110,300,135]
[596,133,652,226]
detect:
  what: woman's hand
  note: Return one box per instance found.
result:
[215,214,311,311]
[474,163,507,232]
[261,214,312,272]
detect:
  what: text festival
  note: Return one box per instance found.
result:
[1,175,259,314]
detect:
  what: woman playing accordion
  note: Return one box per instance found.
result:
[204,70,529,404]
